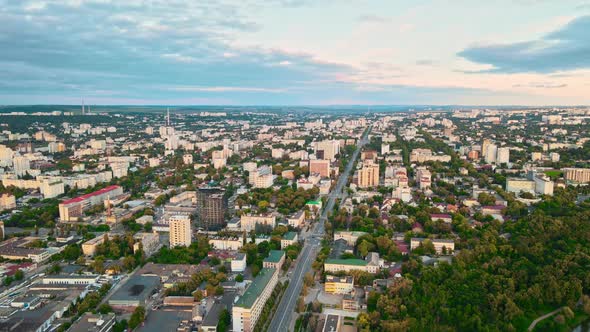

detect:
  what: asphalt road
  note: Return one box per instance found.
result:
[267,126,371,332]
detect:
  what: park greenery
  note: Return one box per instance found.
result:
[358,200,590,331]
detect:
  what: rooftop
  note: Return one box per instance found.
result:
[61,185,121,205]
[325,258,367,266]
[234,267,276,308]
[283,232,297,241]
[263,250,285,263]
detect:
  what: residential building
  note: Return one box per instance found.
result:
[249,166,274,188]
[313,140,340,161]
[169,214,192,247]
[58,185,123,221]
[209,236,243,251]
[409,149,451,163]
[13,156,30,177]
[309,159,331,178]
[133,232,161,257]
[82,235,108,256]
[231,253,247,273]
[262,250,285,270]
[563,168,590,184]
[0,194,16,210]
[357,160,379,188]
[281,232,298,249]
[240,214,275,232]
[485,144,498,164]
[232,267,278,332]
[496,147,510,164]
[196,186,227,230]
[287,211,305,228]
[40,179,65,199]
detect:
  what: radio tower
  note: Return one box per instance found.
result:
[82,99,85,115]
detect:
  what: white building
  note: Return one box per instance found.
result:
[13,156,30,177]
[231,253,247,273]
[496,147,510,164]
[208,236,243,251]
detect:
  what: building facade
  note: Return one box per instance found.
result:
[169,215,192,247]
[196,186,227,230]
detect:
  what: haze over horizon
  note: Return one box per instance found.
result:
[1,0,590,105]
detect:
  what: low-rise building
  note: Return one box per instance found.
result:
[333,231,367,246]
[287,211,305,228]
[42,274,100,285]
[69,312,118,332]
[324,275,354,295]
[133,232,161,257]
[281,232,298,249]
[410,238,455,254]
[231,253,247,273]
[262,250,285,270]
[240,214,275,232]
[209,236,243,251]
[324,253,380,274]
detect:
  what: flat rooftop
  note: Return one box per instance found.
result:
[263,250,285,263]
[109,275,159,304]
[234,267,275,309]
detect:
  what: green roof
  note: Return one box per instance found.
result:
[234,268,276,308]
[325,258,367,266]
[283,232,297,241]
[306,200,321,205]
[263,250,285,263]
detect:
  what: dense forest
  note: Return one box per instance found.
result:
[360,192,590,331]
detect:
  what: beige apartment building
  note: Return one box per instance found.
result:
[169,215,192,247]
[563,168,590,183]
[357,161,379,188]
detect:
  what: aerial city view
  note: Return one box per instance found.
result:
[0,1,589,332]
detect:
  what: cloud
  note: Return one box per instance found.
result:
[512,82,568,89]
[358,14,390,23]
[458,15,590,73]
[416,59,437,66]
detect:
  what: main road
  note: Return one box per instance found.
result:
[267,125,371,332]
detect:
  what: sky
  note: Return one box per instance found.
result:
[1,0,590,106]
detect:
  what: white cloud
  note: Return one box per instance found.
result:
[161,53,197,63]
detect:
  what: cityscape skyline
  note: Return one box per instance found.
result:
[1,0,589,105]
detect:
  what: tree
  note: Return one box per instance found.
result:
[304,272,314,287]
[14,269,24,281]
[129,306,146,329]
[48,263,62,274]
[477,192,496,206]
[98,303,113,314]
[217,309,231,332]
[235,274,244,282]
[258,200,269,212]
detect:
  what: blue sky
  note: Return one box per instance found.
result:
[1,0,589,105]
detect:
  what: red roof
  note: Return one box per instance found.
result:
[394,240,409,254]
[61,185,121,205]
